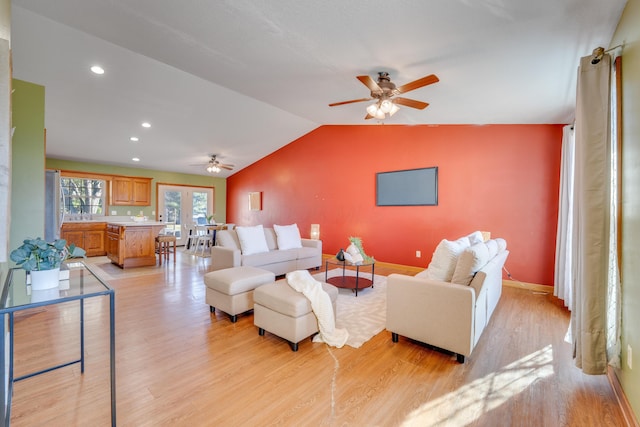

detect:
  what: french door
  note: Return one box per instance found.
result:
[157,184,214,246]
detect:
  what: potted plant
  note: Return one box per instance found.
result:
[10,237,86,290]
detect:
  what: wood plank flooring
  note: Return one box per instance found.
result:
[8,251,626,426]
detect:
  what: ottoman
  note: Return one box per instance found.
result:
[253,279,338,351]
[204,266,276,322]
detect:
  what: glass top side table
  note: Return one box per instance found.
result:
[0,263,116,426]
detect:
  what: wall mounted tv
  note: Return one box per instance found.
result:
[376,167,438,206]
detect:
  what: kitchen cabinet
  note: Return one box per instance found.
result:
[61,222,107,257]
[106,222,165,268]
[110,176,152,206]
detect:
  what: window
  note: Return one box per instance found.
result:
[61,177,106,215]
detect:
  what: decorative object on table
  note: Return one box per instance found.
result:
[10,237,86,290]
[345,243,364,265]
[336,248,345,261]
[207,214,215,224]
[348,236,373,263]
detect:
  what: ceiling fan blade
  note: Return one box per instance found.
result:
[364,113,374,120]
[357,75,382,94]
[396,74,439,94]
[394,97,429,110]
[329,97,372,107]
[219,164,234,170]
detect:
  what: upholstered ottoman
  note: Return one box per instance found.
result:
[253,279,338,351]
[204,266,276,322]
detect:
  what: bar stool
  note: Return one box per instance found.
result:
[156,234,177,264]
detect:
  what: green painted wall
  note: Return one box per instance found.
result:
[45,158,228,223]
[611,0,640,419]
[10,79,45,251]
[0,0,10,282]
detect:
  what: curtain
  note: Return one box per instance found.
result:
[571,51,620,374]
[554,125,575,310]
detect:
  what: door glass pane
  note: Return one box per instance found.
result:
[192,191,209,224]
[163,191,182,237]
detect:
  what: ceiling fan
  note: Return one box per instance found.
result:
[329,72,439,120]
[192,155,234,173]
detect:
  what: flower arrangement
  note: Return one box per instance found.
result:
[10,237,86,272]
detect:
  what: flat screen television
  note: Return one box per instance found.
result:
[376,166,438,206]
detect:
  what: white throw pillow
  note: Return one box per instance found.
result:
[273,224,302,250]
[485,239,499,259]
[235,225,270,255]
[451,242,491,286]
[495,238,507,252]
[467,231,484,246]
[425,237,471,282]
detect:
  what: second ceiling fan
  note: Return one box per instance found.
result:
[329,72,439,120]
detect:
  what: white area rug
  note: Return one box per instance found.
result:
[314,269,387,348]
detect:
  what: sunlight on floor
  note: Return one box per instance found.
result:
[400,345,555,427]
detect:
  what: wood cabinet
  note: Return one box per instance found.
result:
[106,224,121,264]
[110,176,152,206]
[106,223,165,268]
[61,222,107,257]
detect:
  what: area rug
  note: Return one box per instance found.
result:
[314,269,387,348]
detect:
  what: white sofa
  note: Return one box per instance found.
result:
[386,231,509,363]
[210,225,322,276]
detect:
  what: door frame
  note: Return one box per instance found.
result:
[156,183,215,246]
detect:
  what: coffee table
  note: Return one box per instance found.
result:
[324,257,375,297]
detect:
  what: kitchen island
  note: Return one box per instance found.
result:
[106,221,166,268]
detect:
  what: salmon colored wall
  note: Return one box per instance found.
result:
[227,124,563,286]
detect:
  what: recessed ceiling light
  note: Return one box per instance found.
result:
[132,157,140,162]
[90,65,105,75]
[141,122,151,128]
[130,137,139,142]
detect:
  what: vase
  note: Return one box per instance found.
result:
[29,267,61,290]
[336,249,345,261]
[30,287,61,303]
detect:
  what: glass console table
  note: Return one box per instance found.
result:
[0,263,116,426]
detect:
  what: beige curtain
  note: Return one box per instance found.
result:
[571,53,612,374]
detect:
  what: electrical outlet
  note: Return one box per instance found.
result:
[628,345,633,369]
[111,211,117,215]
[127,210,131,215]
[416,250,421,258]
[152,210,155,215]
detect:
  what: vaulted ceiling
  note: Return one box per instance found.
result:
[11,0,627,177]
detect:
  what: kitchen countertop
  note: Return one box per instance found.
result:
[107,221,165,227]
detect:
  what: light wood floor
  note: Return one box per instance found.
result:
[8,251,626,426]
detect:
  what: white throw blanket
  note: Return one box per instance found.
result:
[286,270,349,348]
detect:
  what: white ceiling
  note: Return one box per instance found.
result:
[10,0,627,177]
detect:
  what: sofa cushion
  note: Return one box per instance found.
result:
[236,225,270,255]
[263,228,279,251]
[425,237,471,282]
[274,224,303,250]
[296,246,319,260]
[242,249,293,267]
[216,229,240,250]
[451,242,491,286]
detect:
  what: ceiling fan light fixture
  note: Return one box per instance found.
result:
[389,103,400,116]
[373,108,385,120]
[366,103,379,116]
[379,99,393,114]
